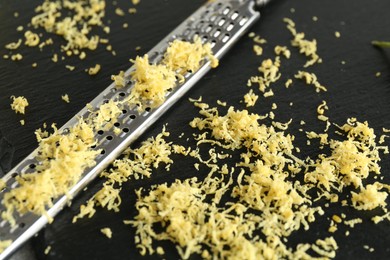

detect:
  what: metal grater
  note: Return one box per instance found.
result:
[0,0,269,258]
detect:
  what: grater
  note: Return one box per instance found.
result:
[0,0,270,258]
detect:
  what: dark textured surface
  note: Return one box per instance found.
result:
[1,0,390,259]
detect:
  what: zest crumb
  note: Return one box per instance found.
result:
[10,96,29,114]
[217,100,227,107]
[128,8,137,14]
[24,31,40,47]
[274,45,291,59]
[115,8,125,16]
[285,79,293,88]
[44,245,51,255]
[376,72,381,77]
[295,71,327,92]
[243,89,258,107]
[156,246,164,255]
[5,39,22,50]
[61,94,70,103]
[253,45,263,56]
[11,54,23,61]
[253,35,267,44]
[88,64,101,75]
[328,225,337,233]
[332,215,342,223]
[100,228,112,239]
[335,31,341,38]
[317,101,329,121]
[111,71,126,88]
[363,245,375,252]
[20,120,25,126]
[65,65,75,71]
[52,54,58,63]
[283,17,321,67]
[313,16,318,22]
[263,89,274,97]
[79,52,87,60]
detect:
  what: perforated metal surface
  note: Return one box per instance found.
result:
[0,1,260,259]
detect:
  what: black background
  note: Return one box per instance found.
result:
[1,0,390,259]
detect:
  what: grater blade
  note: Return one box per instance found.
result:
[0,0,261,258]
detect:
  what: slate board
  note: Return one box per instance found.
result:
[1,0,390,259]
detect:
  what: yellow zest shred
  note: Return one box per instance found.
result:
[88,64,101,75]
[283,17,321,67]
[10,96,29,114]
[100,227,113,238]
[0,240,12,254]
[274,45,291,59]
[61,94,70,103]
[295,71,327,92]
[2,120,100,226]
[243,89,258,107]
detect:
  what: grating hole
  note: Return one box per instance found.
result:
[106,135,113,141]
[123,128,129,133]
[183,28,191,36]
[209,14,217,22]
[218,18,226,26]
[97,130,104,135]
[222,34,230,43]
[213,29,221,38]
[100,149,106,155]
[11,172,18,178]
[114,122,120,127]
[111,87,117,93]
[211,40,216,48]
[231,11,239,20]
[122,109,127,114]
[148,51,160,62]
[62,128,70,134]
[19,222,26,229]
[239,16,248,26]
[145,107,151,112]
[29,164,36,169]
[205,25,213,33]
[129,114,136,120]
[201,35,208,43]
[226,23,234,31]
[91,144,96,149]
[119,92,126,97]
[222,7,230,15]
[11,181,18,189]
[103,99,109,104]
[196,21,204,29]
